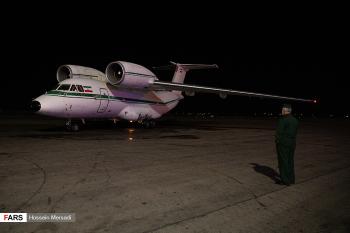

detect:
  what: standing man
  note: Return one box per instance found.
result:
[275,104,299,186]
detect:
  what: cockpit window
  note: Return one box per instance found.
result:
[53,84,60,90]
[57,84,71,91]
[77,85,84,92]
[70,85,77,91]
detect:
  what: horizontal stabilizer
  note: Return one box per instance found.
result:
[153,62,218,71]
[170,61,218,71]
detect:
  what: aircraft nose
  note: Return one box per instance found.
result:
[30,100,41,112]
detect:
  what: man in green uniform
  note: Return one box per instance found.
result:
[275,104,298,186]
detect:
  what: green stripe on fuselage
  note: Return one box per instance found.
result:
[46,90,179,105]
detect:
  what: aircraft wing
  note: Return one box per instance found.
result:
[152,81,316,103]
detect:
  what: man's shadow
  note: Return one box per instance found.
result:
[250,163,280,183]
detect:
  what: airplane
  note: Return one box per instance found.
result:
[30,61,317,131]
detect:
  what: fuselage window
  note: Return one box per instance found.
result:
[70,85,77,92]
[77,85,84,92]
[57,84,71,91]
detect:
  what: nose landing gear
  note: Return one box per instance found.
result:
[65,119,85,131]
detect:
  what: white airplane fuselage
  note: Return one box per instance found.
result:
[34,77,182,121]
[32,61,315,125]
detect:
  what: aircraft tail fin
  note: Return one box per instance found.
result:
[153,61,218,95]
[170,61,218,84]
[169,62,218,95]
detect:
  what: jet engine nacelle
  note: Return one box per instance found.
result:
[57,65,106,82]
[105,61,156,88]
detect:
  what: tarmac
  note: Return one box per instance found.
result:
[0,113,349,233]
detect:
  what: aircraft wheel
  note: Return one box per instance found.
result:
[142,120,155,128]
[65,120,80,132]
[143,121,151,128]
[65,120,72,131]
[71,123,80,132]
[149,120,156,128]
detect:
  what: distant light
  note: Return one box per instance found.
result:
[313,100,317,104]
[345,115,349,118]
[129,120,133,123]
[128,137,133,141]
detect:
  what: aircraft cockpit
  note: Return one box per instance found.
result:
[55,84,85,92]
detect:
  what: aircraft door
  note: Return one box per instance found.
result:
[97,88,109,113]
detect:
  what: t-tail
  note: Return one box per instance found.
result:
[170,61,218,94]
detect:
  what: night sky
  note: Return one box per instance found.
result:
[1,4,346,116]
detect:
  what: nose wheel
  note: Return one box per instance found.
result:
[65,119,82,132]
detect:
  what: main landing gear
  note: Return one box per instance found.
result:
[140,120,156,128]
[136,114,156,128]
[64,119,156,131]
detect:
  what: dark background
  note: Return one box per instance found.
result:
[1,3,346,117]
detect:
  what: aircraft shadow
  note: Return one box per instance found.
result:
[250,163,280,183]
